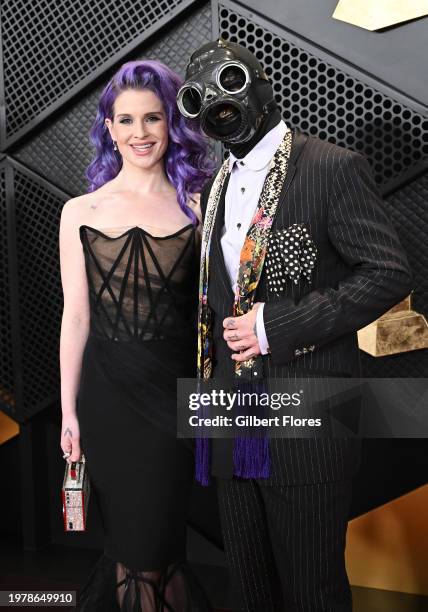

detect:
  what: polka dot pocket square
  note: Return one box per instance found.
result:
[265,223,317,294]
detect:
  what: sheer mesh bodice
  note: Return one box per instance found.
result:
[79,224,198,343]
[76,223,212,611]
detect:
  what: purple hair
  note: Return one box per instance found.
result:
[86,60,213,224]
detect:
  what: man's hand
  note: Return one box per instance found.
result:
[223,303,262,362]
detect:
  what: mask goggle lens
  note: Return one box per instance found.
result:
[217,62,249,94]
[177,86,202,118]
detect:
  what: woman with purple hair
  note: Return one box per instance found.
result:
[59,60,213,611]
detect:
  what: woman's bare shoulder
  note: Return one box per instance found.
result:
[188,193,202,224]
[61,191,99,213]
[189,193,201,203]
[61,194,91,232]
[61,186,114,228]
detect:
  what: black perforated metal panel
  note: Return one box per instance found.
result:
[0,0,195,146]
[14,3,213,196]
[0,166,15,415]
[13,166,67,419]
[216,1,428,188]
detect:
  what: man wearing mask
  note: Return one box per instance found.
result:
[177,39,412,611]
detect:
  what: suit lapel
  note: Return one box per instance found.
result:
[210,172,235,302]
[272,129,308,227]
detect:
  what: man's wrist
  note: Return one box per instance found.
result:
[255,302,270,354]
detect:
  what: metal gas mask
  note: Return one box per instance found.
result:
[177,39,275,144]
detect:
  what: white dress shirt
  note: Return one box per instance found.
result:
[220,120,289,354]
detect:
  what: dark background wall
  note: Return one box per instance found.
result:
[241,0,428,107]
[0,0,427,555]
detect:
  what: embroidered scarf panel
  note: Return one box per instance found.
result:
[197,130,293,380]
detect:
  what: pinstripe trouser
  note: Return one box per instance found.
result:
[217,478,353,612]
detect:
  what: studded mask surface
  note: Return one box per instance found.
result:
[177,38,276,144]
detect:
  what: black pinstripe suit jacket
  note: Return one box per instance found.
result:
[201,129,413,485]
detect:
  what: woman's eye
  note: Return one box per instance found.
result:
[119,118,132,124]
[146,115,160,123]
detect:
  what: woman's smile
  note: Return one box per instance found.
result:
[130,142,156,156]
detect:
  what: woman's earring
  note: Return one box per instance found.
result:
[113,140,118,151]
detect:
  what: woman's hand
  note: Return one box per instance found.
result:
[61,413,81,464]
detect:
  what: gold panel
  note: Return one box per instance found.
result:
[333,0,428,31]
[0,410,19,445]
[357,294,428,357]
[346,485,428,595]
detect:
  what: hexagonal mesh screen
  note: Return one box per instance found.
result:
[1,0,184,142]
[14,3,213,196]
[0,167,15,415]
[13,169,65,417]
[218,2,428,186]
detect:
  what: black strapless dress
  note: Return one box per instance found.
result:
[75,224,210,611]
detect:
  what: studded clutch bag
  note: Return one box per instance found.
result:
[61,454,90,531]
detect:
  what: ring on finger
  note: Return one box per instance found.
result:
[63,452,71,459]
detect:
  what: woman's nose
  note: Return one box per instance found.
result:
[133,121,149,139]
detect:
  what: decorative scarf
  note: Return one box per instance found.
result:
[196,130,293,485]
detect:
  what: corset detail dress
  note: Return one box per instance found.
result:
[75,223,210,611]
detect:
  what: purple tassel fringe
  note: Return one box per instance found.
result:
[196,438,211,486]
[196,437,270,485]
[233,436,270,479]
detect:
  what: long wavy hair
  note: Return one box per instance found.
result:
[86,60,213,224]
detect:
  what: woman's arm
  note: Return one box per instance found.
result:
[59,196,90,463]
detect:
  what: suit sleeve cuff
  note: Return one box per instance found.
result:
[256,303,270,355]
